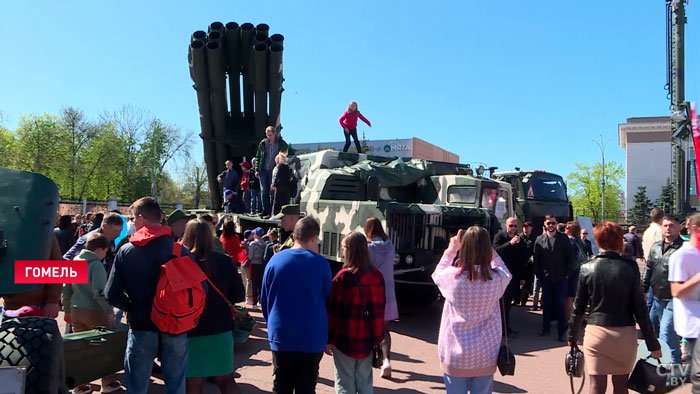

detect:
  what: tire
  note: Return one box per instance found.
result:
[0,317,65,394]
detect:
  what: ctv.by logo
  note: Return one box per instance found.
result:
[657,363,692,386]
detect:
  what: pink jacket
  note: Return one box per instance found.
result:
[431,244,511,377]
[339,111,371,130]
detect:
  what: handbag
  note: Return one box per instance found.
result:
[565,344,585,394]
[497,298,516,376]
[352,272,384,369]
[627,356,667,394]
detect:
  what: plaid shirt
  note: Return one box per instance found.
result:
[327,268,385,359]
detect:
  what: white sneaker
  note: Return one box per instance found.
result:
[101,381,123,394]
[380,360,392,378]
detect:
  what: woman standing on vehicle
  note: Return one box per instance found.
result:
[339,101,371,153]
[432,226,511,394]
[326,231,385,394]
[365,217,398,378]
[567,221,661,394]
[182,220,245,394]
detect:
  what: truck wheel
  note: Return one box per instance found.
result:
[0,317,65,394]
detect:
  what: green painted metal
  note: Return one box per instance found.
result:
[239,23,255,120]
[268,42,284,129]
[189,39,220,209]
[206,39,229,179]
[0,167,58,294]
[253,42,268,139]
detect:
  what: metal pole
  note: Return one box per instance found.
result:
[669,0,688,214]
[593,135,611,222]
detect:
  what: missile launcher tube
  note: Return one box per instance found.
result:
[225,22,242,124]
[188,40,221,208]
[255,23,269,42]
[239,23,255,120]
[253,42,268,139]
[268,43,283,129]
[205,40,230,180]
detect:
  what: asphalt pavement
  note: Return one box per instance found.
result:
[69,301,694,393]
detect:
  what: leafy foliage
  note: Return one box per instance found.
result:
[1,106,200,206]
[656,178,674,213]
[566,161,624,223]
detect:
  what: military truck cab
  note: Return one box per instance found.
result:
[493,169,573,237]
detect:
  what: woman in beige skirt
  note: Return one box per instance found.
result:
[567,221,661,394]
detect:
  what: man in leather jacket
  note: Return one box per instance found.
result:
[533,214,574,341]
[493,217,528,336]
[642,215,683,363]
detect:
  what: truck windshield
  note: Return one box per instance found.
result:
[447,186,476,204]
[523,174,567,201]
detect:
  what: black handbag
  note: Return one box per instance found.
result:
[497,298,515,376]
[627,356,667,394]
[565,344,585,394]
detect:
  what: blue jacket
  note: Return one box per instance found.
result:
[261,248,332,353]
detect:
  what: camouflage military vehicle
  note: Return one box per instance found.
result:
[493,169,573,237]
[294,150,509,303]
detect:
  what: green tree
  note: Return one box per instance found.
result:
[656,178,674,213]
[58,107,98,199]
[139,119,193,202]
[179,161,209,208]
[628,186,652,227]
[566,161,624,223]
[13,113,63,183]
[0,126,15,168]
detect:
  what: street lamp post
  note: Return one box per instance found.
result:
[593,135,612,222]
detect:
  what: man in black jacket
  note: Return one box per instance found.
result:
[534,214,574,341]
[493,217,529,336]
[643,214,683,363]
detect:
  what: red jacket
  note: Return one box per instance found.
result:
[240,170,250,191]
[221,234,245,263]
[327,268,385,359]
[339,111,371,130]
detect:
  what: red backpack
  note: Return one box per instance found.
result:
[151,242,207,334]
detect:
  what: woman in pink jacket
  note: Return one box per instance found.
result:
[432,226,511,394]
[339,101,371,153]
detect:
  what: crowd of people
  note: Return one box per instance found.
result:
[8,193,700,394]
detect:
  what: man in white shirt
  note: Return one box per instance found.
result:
[644,207,666,334]
[669,212,700,390]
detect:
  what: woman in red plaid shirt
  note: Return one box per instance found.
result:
[326,232,386,394]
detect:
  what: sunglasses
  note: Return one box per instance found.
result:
[507,224,517,228]
[545,222,556,226]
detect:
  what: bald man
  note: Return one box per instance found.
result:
[493,217,529,336]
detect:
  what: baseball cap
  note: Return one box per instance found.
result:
[241,161,251,169]
[243,230,252,238]
[253,227,265,236]
[167,209,193,226]
[273,204,301,219]
[522,221,532,228]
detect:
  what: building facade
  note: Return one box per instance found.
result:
[291,137,459,163]
[618,116,673,212]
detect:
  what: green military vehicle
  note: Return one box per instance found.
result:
[294,150,509,303]
[493,169,573,237]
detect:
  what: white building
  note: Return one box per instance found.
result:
[618,116,672,212]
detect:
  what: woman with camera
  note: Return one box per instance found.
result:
[432,226,512,394]
[567,221,661,394]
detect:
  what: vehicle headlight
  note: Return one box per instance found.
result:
[405,255,414,265]
[394,254,400,265]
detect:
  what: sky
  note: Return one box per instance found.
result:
[2,1,700,181]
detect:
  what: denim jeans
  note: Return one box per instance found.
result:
[532,277,542,308]
[648,289,660,335]
[260,170,273,215]
[541,278,567,336]
[443,374,493,394]
[124,329,188,394]
[251,188,262,214]
[653,298,682,363]
[332,347,373,394]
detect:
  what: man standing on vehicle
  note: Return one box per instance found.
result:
[105,197,192,394]
[493,217,528,336]
[261,216,332,394]
[273,204,302,253]
[533,214,574,342]
[643,214,684,363]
